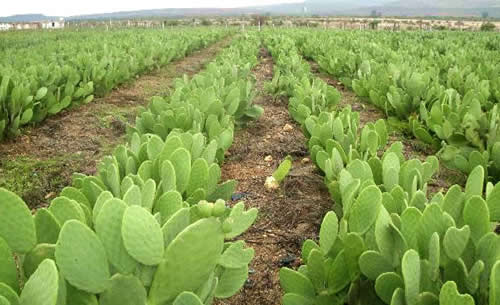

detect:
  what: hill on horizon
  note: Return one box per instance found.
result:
[1,0,500,22]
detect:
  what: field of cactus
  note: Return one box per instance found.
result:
[0,27,499,305]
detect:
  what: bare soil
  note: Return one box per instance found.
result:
[308,61,462,194]
[215,50,332,305]
[0,37,232,208]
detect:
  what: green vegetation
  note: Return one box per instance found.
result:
[0,28,230,140]
[0,156,77,206]
[481,22,497,31]
[0,33,262,304]
[299,29,500,182]
[0,27,499,305]
[263,30,500,305]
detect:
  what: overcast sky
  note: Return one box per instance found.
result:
[1,0,303,17]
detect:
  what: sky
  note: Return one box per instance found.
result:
[1,0,304,17]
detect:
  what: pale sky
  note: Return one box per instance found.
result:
[1,0,304,17]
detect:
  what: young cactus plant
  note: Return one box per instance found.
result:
[265,156,293,191]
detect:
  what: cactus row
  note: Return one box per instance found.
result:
[295,29,500,183]
[0,33,263,305]
[0,28,230,141]
[264,31,500,305]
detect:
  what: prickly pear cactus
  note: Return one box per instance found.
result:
[121,205,164,266]
[0,188,36,253]
[149,218,224,305]
[55,220,110,294]
[99,274,147,305]
[19,259,59,305]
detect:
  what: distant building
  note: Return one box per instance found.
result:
[41,18,65,29]
[0,23,13,31]
[14,22,41,30]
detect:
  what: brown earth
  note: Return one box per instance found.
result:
[308,61,463,194]
[0,37,232,208]
[215,50,332,305]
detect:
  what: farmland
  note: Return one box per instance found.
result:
[0,26,499,305]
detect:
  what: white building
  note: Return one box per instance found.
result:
[0,23,12,31]
[41,18,65,29]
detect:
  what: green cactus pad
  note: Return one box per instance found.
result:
[465,166,484,201]
[48,197,86,225]
[207,180,237,202]
[348,185,382,234]
[306,249,326,290]
[400,207,422,251]
[491,261,500,305]
[186,159,209,197]
[0,295,10,305]
[402,249,420,305]
[273,158,293,183]
[154,191,184,224]
[19,259,59,305]
[206,164,221,196]
[160,160,177,193]
[439,281,475,305]
[282,293,313,305]
[95,199,137,274]
[23,244,56,279]
[0,283,19,305]
[173,292,203,305]
[327,251,351,293]
[218,241,254,269]
[215,266,248,298]
[123,185,142,206]
[319,211,338,254]
[487,183,500,222]
[149,218,224,305]
[0,237,18,293]
[122,206,164,266]
[66,284,97,305]
[443,226,470,261]
[92,191,113,225]
[280,267,315,297]
[55,220,110,294]
[343,233,365,280]
[60,187,91,210]
[141,179,156,212]
[0,188,36,253]
[463,196,490,245]
[301,240,320,264]
[359,250,393,280]
[170,148,192,194]
[99,274,147,305]
[224,202,258,239]
[161,208,190,248]
[375,272,403,304]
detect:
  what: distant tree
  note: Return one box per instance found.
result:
[371,10,378,17]
[201,19,212,26]
[482,11,489,19]
[251,15,270,26]
[369,20,380,30]
[481,22,496,31]
[166,20,179,26]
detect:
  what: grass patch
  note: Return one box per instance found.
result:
[0,155,79,208]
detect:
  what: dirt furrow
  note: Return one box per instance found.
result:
[0,37,232,208]
[216,50,331,305]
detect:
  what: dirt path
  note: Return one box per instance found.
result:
[308,61,463,193]
[0,37,232,208]
[216,50,332,305]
